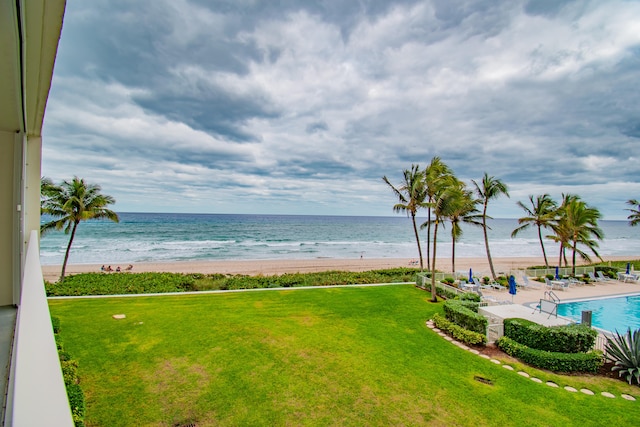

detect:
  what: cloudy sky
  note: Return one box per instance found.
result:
[42,0,640,219]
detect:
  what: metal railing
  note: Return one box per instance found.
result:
[5,231,73,426]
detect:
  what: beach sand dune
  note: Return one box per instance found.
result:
[41,255,635,283]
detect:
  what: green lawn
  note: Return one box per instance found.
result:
[48,285,639,426]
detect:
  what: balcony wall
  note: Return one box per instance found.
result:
[5,230,73,426]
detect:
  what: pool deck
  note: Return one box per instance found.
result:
[481,277,640,306]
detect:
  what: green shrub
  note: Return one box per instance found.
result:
[503,318,597,353]
[55,326,85,427]
[434,284,459,300]
[605,327,640,385]
[459,292,481,302]
[61,359,80,385]
[66,383,86,427]
[432,314,486,345]
[595,266,618,279]
[46,272,197,296]
[54,334,64,351]
[51,316,61,334]
[443,300,487,334]
[443,277,455,285]
[497,336,603,373]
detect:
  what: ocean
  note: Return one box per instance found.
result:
[39,212,640,266]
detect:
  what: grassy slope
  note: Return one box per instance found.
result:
[49,286,639,426]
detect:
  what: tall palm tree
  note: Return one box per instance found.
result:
[445,182,481,275]
[427,174,459,302]
[423,157,453,271]
[472,173,509,280]
[511,194,558,267]
[383,165,427,269]
[562,196,604,275]
[549,193,580,268]
[41,177,119,281]
[626,199,640,226]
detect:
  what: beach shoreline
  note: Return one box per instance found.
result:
[41,255,638,283]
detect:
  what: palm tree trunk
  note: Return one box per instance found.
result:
[572,238,577,276]
[482,204,496,279]
[558,244,563,269]
[60,221,79,282]
[430,220,439,302]
[411,213,424,270]
[537,226,549,267]
[426,206,432,271]
[451,236,456,277]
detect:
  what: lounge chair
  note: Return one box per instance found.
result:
[597,271,610,281]
[489,280,506,291]
[544,277,568,291]
[588,272,601,282]
[472,277,492,290]
[567,277,584,287]
[521,275,540,289]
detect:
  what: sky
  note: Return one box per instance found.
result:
[41,0,640,219]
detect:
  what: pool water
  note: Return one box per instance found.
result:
[557,294,640,333]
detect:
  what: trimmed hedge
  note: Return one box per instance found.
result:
[497,336,603,373]
[443,300,487,334]
[52,316,85,427]
[504,318,597,353]
[432,314,486,345]
[459,292,481,302]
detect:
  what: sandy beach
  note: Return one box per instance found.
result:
[42,255,637,284]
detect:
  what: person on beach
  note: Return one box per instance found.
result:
[100,265,105,272]
[116,266,121,272]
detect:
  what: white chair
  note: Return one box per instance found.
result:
[521,275,540,289]
[545,277,568,291]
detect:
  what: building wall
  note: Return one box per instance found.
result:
[0,130,18,306]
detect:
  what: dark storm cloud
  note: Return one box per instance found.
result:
[42,0,640,217]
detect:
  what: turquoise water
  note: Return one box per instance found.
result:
[40,213,640,266]
[557,294,640,333]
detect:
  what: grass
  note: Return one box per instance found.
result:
[48,285,640,426]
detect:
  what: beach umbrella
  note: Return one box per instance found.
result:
[469,268,473,283]
[555,266,560,280]
[509,275,517,302]
[626,263,631,274]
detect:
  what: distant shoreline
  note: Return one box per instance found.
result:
[41,255,638,283]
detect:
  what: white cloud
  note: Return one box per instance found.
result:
[41,0,640,219]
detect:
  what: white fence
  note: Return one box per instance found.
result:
[524,266,595,278]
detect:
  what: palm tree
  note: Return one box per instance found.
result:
[562,196,604,275]
[423,157,453,271]
[41,177,119,281]
[511,194,558,267]
[427,174,459,302]
[445,182,481,275]
[383,165,427,269]
[549,193,580,268]
[472,173,509,280]
[626,199,640,226]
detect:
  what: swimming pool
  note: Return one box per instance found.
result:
[557,294,640,333]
